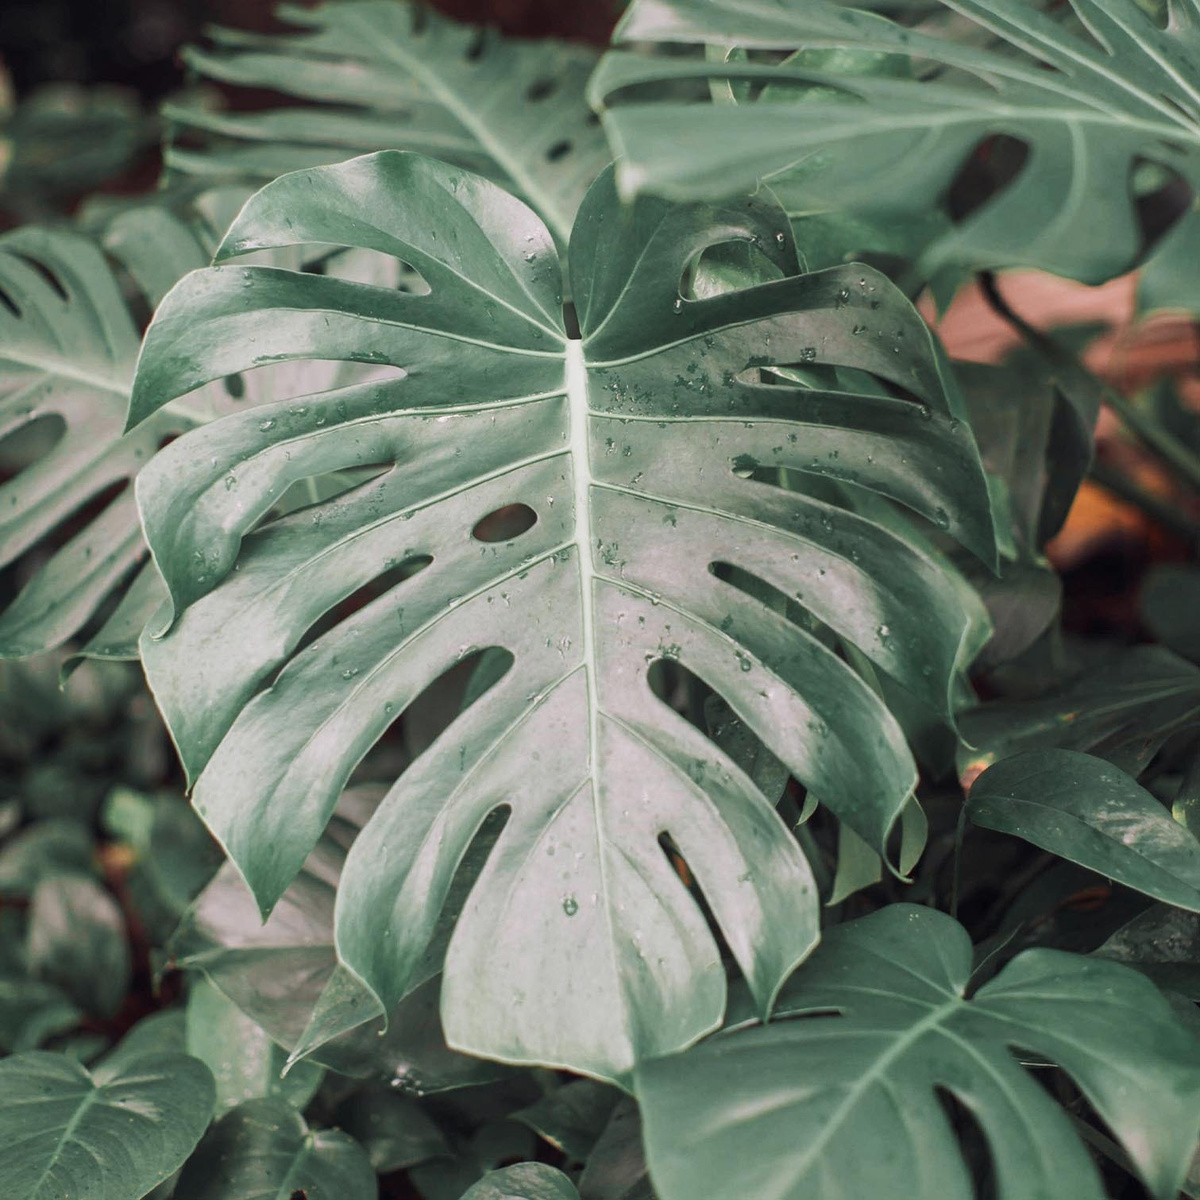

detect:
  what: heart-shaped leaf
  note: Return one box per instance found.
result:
[635,905,1200,1200]
[0,1049,215,1200]
[461,1164,581,1200]
[131,150,993,1081]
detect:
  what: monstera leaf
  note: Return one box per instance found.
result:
[165,0,611,246]
[635,905,1200,1200]
[0,214,203,658]
[130,150,993,1081]
[592,0,1200,293]
[0,190,409,660]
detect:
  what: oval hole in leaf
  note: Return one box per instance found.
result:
[289,553,434,663]
[1131,155,1193,256]
[403,646,515,760]
[0,413,67,476]
[946,134,1030,224]
[472,503,538,544]
[546,140,572,163]
[8,249,69,301]
[527,78,557,103]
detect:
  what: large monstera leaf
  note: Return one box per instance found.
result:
[592,0,1200,294]
[166,0,611,246]
[130,150,993,1081]
[635,905,1200,1200]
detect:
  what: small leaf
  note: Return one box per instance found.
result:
[460,1163,581,1200]
[174,1096,375,1200]
[969,749,1200,912]
[0,1050,215,1200]
[0,820,94,896]
[513,1078,622,1162]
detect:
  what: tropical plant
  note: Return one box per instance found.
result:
[2,1,1200,1199]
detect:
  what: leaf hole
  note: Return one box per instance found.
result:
[527,78,557,102]
[7,250,69,302]
[945,134,1030,225]
[0,283,20,318]
[646,658,712,735]
[401,647,514,761]
[546,140,572,163]
[0,413,68,479]
[223,374,246,401]
[1131,155,1193,259]
[681,239,786,301]
[465,28,488,61]
[934,1088,998,1200]
[290,553,433,662]
[472,504,537,544]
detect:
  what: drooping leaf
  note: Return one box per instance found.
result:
[130,150,993,1082]
[969,749,1200,911]
[592,0,1200,294]
[636,904,1200,1200]
[26,872,131,1018]
[460,1164,581,1200]
[169,784,508,1092]
[0,1049,215,1200]
[173,1096,376,1200]
[185,975,324,1115]
[165,0,610,246]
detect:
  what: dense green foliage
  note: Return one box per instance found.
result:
[3,1,1200,1198]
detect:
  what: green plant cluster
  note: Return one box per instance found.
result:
[3,2,1200,1198]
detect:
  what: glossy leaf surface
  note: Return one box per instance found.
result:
[593,0,1200,291]
[636,905,1200,1200]
[969,749,1200,911]
[131,150,992,1081]
[0,1049,214,1200]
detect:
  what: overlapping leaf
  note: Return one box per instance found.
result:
[592,0,1200,294]
[165,0,611,245]
[636,905,1200,1200]
[130,149,993,1081]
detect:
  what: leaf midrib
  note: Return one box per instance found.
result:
[339,9,576,245]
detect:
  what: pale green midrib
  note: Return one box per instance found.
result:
[340,10,574,246]
[29,1083,100,1198]
[566,335,628,1052]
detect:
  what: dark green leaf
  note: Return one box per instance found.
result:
[174,1096,376,1200]
[513,1078,622,1162]
[1096,904,1200,999]
[969,749,1200,912]
[334,1085,450,1173]
[636,905,1200,1200]
[0,1050,215,1200]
